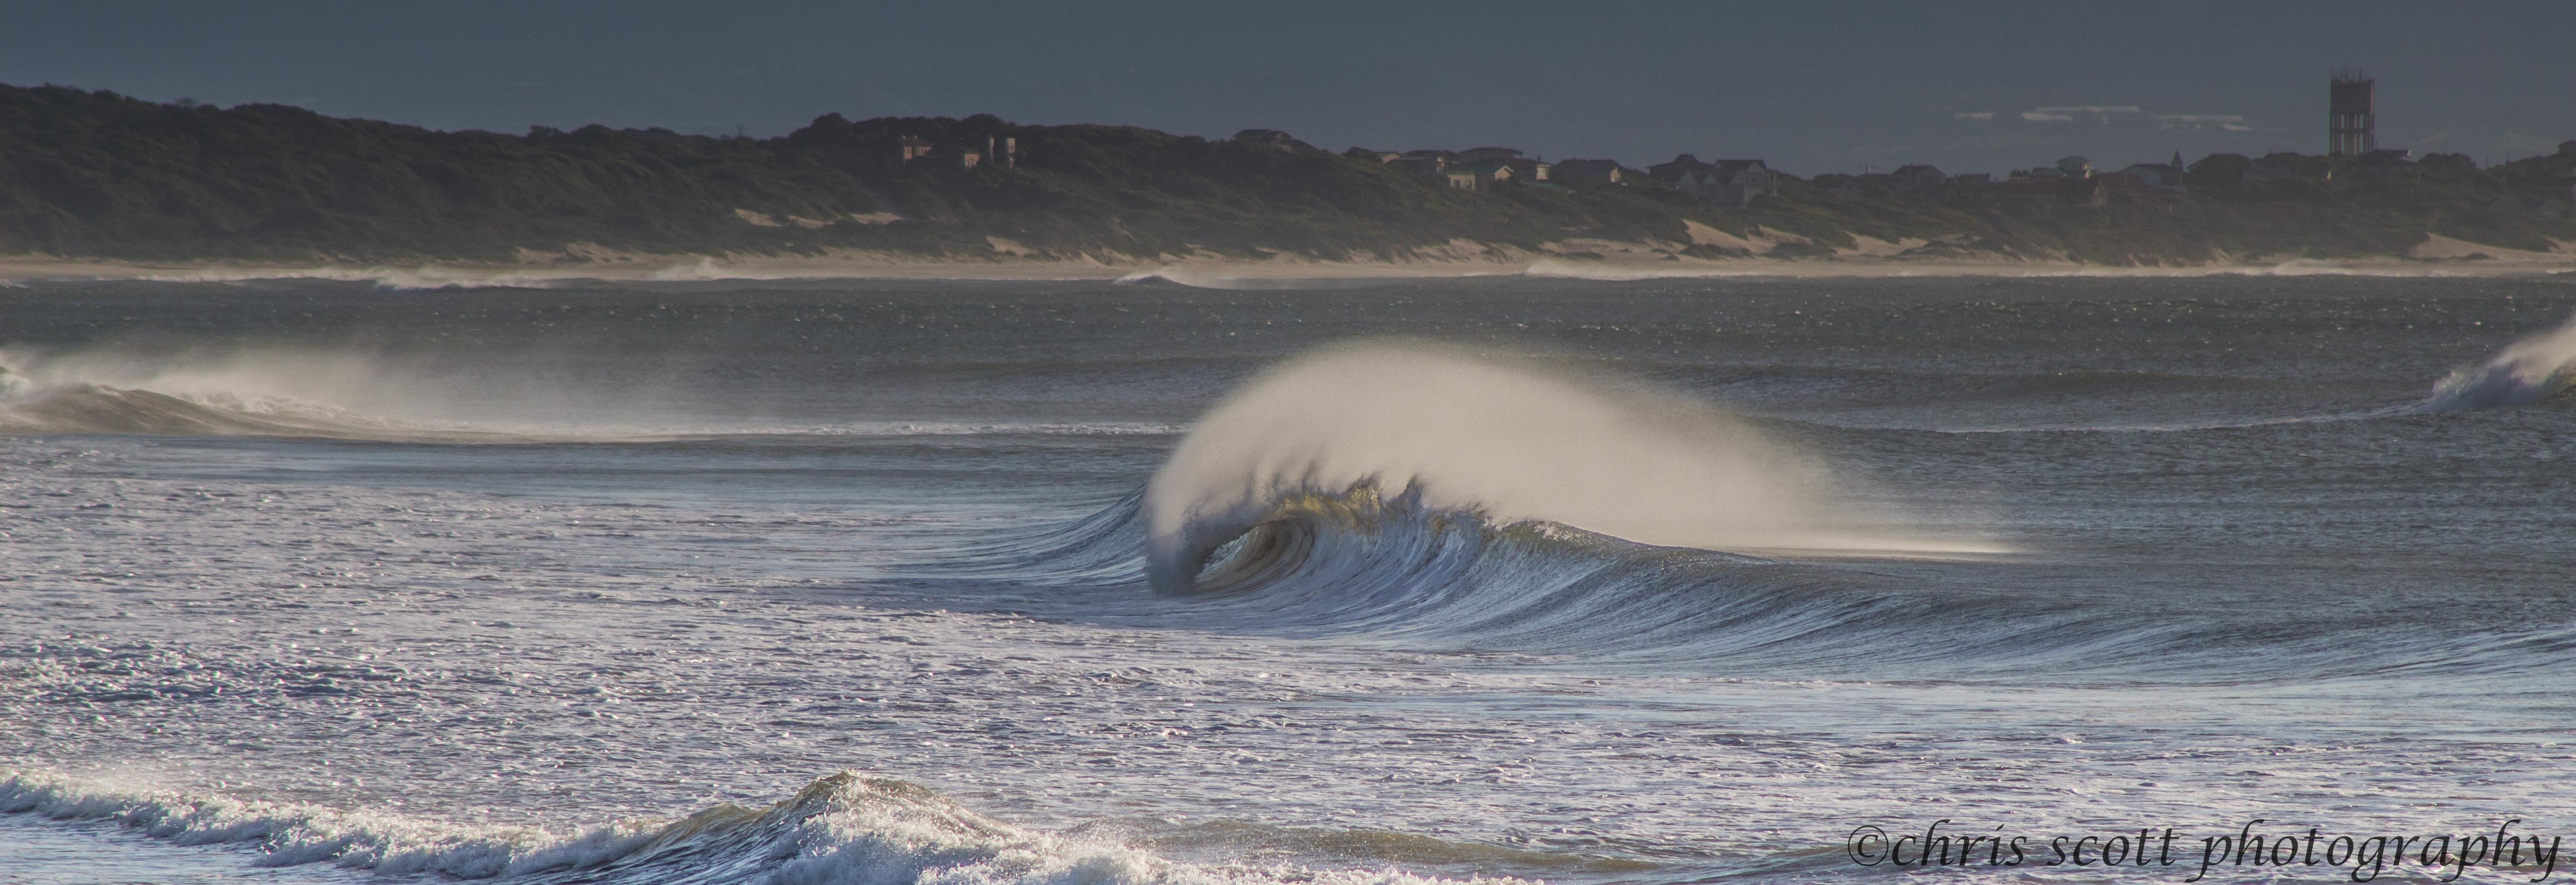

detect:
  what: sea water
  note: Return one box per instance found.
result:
[3,273,2574,883]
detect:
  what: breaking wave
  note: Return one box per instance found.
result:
[0,771,1538,885]
[969,475,2494,678]
[913,342,2531,677]
[1139,343,1993,594]
[2417,314,2576,412]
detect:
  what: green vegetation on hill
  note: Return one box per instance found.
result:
[1,83,2571,265]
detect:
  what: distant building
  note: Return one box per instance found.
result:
[2094,173,2183,209]
[1442,168,1479,190]
[1462,162,1517,189]
[1393,153,1451,179]
[895,135,1011,169]
[1456,147,1524,165]
[1552,158,1625,186]
[1344,147,1401,163]
[2330,72,2376,156]
[1499,157,1550,182]
[1888,164,1946,193]
[1648,154,1778,206]
[2110,152,2188,190]
[2054,156,2093,178]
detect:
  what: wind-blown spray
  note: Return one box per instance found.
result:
[2420,314,2576,412]
[1141,342,1978,594]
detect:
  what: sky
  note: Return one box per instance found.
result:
[5,0,2574,177]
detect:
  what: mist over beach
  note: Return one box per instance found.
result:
[6,3,2576,885]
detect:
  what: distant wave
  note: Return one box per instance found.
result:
[0,347,1184,442]
[0,382,507,441]
[1518,259,1774,281]
[0,770,1534,885]
[128,266,566,290]
[1113,266,1512,290]
[0,382,1180,441]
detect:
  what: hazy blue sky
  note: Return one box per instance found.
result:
[5,0,2572,175]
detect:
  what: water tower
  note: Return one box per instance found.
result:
[2329,72,2375,156]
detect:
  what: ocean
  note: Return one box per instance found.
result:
[2,271,2573,884]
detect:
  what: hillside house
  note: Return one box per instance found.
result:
[1889,164,1946,193]
[2111,152,2188,190]
[1462,162,1516,189]
[1552,159,1624,185]
[1393,152,1452,179]
[1649,155,1778,207]
[1500,157,1550,182]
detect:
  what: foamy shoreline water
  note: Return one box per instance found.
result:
[3,249,2573,290]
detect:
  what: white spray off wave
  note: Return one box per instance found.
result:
[2420,314,2576,412]
[1143,342,1986,593]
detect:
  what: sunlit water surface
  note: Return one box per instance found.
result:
[4,273,2575,883]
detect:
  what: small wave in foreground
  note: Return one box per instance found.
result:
[0,771,1543,885]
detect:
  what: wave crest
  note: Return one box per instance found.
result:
[1141,343,1987,594]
